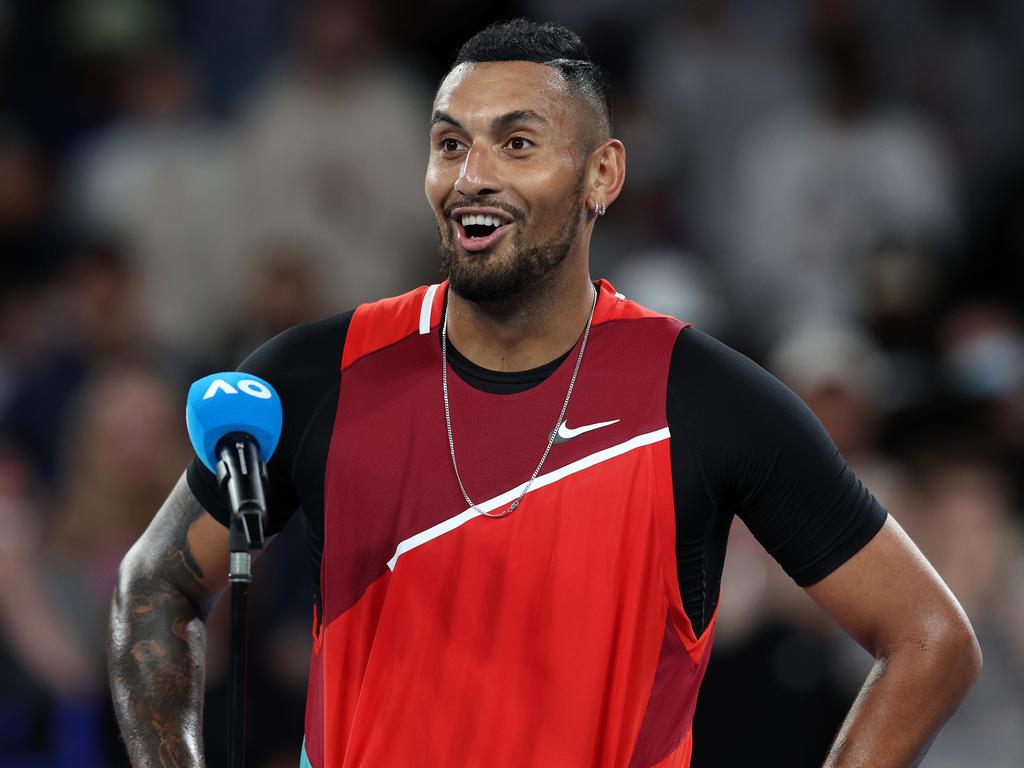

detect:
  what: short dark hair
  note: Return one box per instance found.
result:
[450,19,612,143]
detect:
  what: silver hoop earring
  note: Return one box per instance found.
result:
[595,201,606,217]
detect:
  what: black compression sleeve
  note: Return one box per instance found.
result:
[669,329,887,591]
[186,312,352,536]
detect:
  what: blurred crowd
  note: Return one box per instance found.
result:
[0,0,1022,766]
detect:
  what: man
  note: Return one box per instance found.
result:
[109,19,981,768]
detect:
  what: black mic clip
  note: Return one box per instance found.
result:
[216,432,269,553]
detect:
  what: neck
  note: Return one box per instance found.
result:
[445,264,596,372]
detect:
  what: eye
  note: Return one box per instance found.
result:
[439,137,464,153]
[505,136,533,151]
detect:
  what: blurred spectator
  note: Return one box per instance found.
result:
[0,122,64,288]
[235,0,436,312]
[48,365,191,658]
[0,120,77,420]
[0,280,63,414]
[608,248,727,336]
[633,0,810,261]
[68,44,238,351]
[901,449,1024,767]
[938,302,1024,510]
[771,324,888,456]
[769,323,914,508]
[216,235,330,366]
[875,0,1024,205]
[0,439,95,693]
[177,0,292,115]
[730,4,958,346]
[12,363,192,764]
[2,238,192,483]
[940,302,1024,403]
[0,438,102,764]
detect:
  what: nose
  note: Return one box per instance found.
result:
[455,143,501,197]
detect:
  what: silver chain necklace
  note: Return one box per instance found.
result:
[442,286,598,518]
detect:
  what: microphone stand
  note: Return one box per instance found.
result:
[218,436,268,768]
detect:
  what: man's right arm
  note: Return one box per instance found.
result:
[109,473,230,767]
[108,310,349,765]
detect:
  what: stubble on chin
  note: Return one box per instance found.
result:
[437,190,583,305]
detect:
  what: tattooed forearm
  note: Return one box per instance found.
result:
[109,475,225,767]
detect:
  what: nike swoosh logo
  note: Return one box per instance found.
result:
[553,419,620,443]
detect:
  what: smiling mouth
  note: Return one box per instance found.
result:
[451,211,514,252]
[461,214,504,239]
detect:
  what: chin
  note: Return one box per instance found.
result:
[447,262,532,304]
[438,221,575,305]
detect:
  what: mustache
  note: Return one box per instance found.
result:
[442,197,524,221]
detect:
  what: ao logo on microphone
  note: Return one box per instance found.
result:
[202,378,273,400]
[186,372,282,473]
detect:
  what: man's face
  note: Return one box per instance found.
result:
[426,61,587,303]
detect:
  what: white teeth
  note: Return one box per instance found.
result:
[459,214,505,228]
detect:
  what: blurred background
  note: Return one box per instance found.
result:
[0,0,1022,765]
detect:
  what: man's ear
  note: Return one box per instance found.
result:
[586,139,626,218]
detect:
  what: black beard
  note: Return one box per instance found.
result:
[438,191,583,305]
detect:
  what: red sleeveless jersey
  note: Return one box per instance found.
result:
[300,280,715,767]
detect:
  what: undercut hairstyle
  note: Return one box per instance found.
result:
[450,19,612,149]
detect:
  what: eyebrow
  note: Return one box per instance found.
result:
[430,109,550,133]
[431,110,462,129]
[490,109,549,132]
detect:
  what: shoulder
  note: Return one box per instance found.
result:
[242,283,438,379]
[668,327,838,459]
[593,282,690,362]
[343,284,442,369]
[596,279,688,328]
[238,311,354,391]
[669,328,784,401]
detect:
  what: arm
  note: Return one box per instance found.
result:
[108,473,230,767]
[108,313,346,764]
[807,515,982,768]
[665,330,981,763]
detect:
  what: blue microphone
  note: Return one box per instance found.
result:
[186,373,283,551]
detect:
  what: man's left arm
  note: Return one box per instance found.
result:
[807,514,982,768]
[668,328,982,765]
